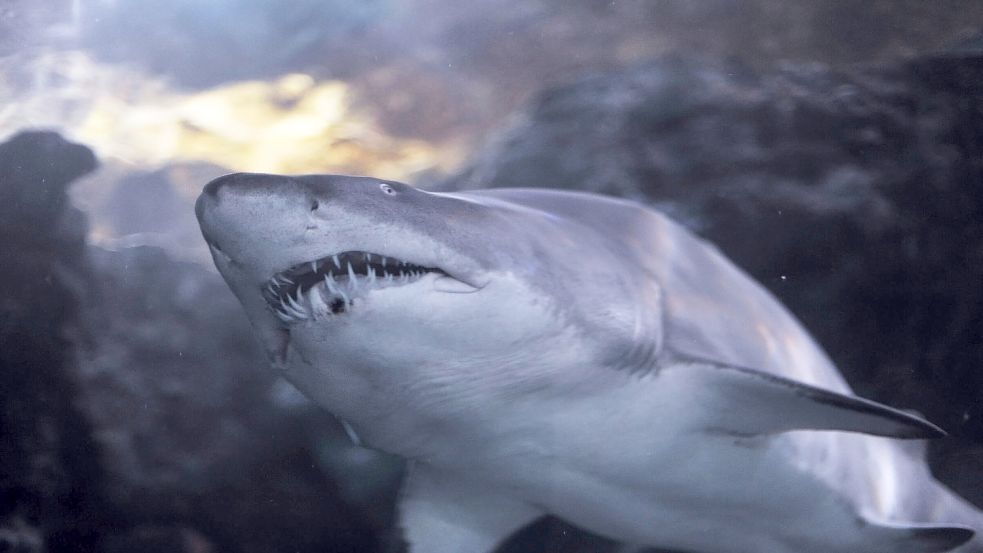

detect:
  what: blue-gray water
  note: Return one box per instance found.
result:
[1,2,982,552]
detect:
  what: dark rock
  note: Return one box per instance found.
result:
[76,245,386,553]
[494,518,616,553]
[0,131,106,552]
[0,516,44,553]
[100,525,215,553]
[0,130,96,251]
[0,130,391,552]
[444,53,983,516]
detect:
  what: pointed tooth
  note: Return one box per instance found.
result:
[385,271,393,282]
[275,309,293,323]
[307,286,329,319]
[365,253,372,262]
[337,286,350,304]
[368,266,376,283]
[325,274,340,296]
[285,298,305,318]
[333,255,341,269]
[310,261,318,273]
[286,303,307,319]
[287,289,308,317]
[275,299,292,319]
[347,261,359,293]
[381,257,387,268]
[282,298,305,319]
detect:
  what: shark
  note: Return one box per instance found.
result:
[195,172,983,553]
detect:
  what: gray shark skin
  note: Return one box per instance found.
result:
[196,173,983,553]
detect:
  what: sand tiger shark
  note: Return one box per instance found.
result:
[196,172,982,553]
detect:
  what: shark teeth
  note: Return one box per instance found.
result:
[263,250,447,325]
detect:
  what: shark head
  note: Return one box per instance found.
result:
[197,173,484,361]
[195,174,644,428]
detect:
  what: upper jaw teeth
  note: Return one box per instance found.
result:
[262,251,446,324]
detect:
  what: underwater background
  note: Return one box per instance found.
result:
[1,1,982,551]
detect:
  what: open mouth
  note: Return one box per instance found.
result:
[263,251,447,324]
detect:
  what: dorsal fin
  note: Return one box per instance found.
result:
[673,361,946,439]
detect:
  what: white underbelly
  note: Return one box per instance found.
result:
[429,369,917,553]
[282,337,921,552]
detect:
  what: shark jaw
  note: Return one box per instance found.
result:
[216,246,482,370]
[262,250,452,324]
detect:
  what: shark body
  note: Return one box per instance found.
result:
[196,173,982,553]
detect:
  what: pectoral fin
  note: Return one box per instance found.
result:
[861,519,976,553]
[399,462,542,553]
[675,361,945,439]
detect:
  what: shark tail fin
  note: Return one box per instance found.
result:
[862,520,976,553]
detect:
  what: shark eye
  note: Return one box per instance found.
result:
[310,200,319,211]
[380,183,396,195]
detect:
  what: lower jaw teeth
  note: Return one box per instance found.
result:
[307,286,330,317]
[275,284,348,323]
[271,272,428,324]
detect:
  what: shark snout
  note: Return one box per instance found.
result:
[197,172,252,230]
[196,172,306,248]
[197,172,286,224]
[200,171,240,199]
[200,171,283,200]
[196,172,304,276]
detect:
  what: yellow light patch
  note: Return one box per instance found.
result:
[2,50,460,180]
